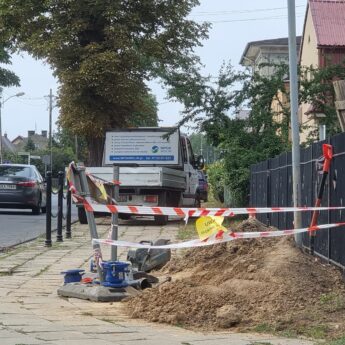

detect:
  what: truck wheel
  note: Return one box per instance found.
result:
[155,191,169,225]
[154,215,168,226]
[194,194,201,208]
[78,207,88,224]
[119,213,131,220]
[168,191,182,207]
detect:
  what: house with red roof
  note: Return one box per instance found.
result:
[299,0,345,143]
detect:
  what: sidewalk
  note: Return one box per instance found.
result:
[0,217,316,345]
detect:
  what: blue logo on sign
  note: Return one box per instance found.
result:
[152,145,159,153]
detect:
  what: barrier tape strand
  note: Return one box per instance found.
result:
[92,221,345,249]
[81,196,345,218]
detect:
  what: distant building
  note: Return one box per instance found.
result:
[1,133,16,154]
[240,37,301,141]
[240,37,301,77]
[299,0,345,143]
[12,130,49,151]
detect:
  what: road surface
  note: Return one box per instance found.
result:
[0,194,78,249]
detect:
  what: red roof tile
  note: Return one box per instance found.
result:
[309,0,345,46]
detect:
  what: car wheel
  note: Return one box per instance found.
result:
[32,198,42,215]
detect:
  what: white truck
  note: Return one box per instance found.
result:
[78,127,204,225]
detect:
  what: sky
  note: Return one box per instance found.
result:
[2,0,307,141]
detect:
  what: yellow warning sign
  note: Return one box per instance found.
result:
[95,181,108,201]
[196,216,227,240]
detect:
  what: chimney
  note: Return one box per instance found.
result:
[41,130,47,138]
[28,130,35,137]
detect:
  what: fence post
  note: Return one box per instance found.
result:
[45,171,52,247]
[266,160,271,226]
[66,189,72,239]
[56,171,64,242]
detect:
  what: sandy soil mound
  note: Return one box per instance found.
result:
[125,218,345,338]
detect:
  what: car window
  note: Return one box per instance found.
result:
[0,166,32,178]
[34,169,42,182]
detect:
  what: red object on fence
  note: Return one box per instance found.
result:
[309,144,333,255]
[322,144,333,173]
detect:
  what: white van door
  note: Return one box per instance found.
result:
[181,136,199,206]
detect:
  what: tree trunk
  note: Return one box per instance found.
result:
[87,136,105,166]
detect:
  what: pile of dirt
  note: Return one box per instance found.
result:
[125,218,345,338]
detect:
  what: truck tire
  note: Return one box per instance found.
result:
[119,213,131,220]
[78,207,88,224]
[194,192,201,208]
[168,191,182,207]
[154,191,169,225]
[154,215,169,226]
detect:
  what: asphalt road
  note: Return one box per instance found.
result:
[0,194,78,249]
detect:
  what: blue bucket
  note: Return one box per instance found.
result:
[101,261,129,288]
[61,269,85,284]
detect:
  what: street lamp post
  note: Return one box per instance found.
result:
[49,89,53,172]
[0,91,25,164]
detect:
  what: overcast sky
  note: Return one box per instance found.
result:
[2,0,307,140]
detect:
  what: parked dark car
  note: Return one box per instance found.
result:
[0,164,47,214]
[197,170,208,202]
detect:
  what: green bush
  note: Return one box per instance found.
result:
[207,161,225,203]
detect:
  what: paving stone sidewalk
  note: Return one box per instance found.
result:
[0,217,316,345]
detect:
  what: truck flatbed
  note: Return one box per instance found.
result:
[86,166,186,190]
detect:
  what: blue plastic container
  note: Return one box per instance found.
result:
[101,261,129,288]
[61,269,85,284]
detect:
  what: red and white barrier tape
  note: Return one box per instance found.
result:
[81,197,345,218]
[92,221,345,249]
[93,247,103,265]
[66,162,345,218]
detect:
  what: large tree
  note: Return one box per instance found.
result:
[0,44,20,90]
[0,0,208,165]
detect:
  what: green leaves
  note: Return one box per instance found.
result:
[0,44,19,88]
[0,0,208,164]
[299,64,345,141]
[177,62,345,206]
[24,137,36,152]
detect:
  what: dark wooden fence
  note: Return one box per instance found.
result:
[250,132,345,269]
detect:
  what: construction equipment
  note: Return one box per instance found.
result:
[127,239,171,272]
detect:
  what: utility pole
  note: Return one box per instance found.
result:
[48,89,53,172]
[287,0,302,245]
